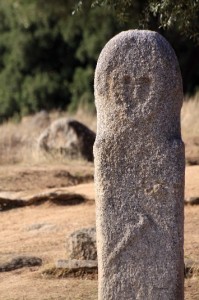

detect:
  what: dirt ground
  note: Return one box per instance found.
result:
[0,163,198,300]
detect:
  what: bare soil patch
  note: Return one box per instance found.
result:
[0,164,198,299]
[0,163,93,193]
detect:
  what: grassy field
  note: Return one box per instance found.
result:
[0,94,199,299]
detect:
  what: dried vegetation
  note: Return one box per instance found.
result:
[0,94,198,166]
[0,96,198,299]
[0,107,96,165]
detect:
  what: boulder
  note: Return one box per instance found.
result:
[38,118,95,161]
[43,259,98,279]
[67,227,97,260]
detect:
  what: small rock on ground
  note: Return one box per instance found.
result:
[0,256,42,272]
[67,227,97,260]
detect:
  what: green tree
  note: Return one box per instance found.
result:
[31,0,199,94]
[0,1,78,121]
[148,0,199,43]
[74,0,199,43]
[0,0,198,122]
[42,0,199,95]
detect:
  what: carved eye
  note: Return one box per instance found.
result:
[123,75,131,84]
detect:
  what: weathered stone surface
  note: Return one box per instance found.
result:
[38,118,95,161]
[94,30,185,299]
[56,259,98,269]
[51,259,98,279]
[67,227,97,260]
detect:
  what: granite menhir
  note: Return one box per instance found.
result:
[94,30,185,300]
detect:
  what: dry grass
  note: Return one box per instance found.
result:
[0,184,97,300]
[181,92,199,139]
[0,108,96,165]
[0,175,199,299]
[0,98,199,299]
[0,92,198,166]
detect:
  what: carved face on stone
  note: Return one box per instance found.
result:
[94,30,184,300]
[94,30,183,133]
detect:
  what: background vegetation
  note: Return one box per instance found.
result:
[0,0,198,122]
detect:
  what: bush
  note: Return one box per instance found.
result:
[69,67,94,112]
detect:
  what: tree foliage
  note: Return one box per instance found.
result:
[148,0,199,43]
[76,0,199,43]
[0,1,74,121]
[0,0,198,122]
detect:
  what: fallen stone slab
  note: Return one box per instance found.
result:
[56,259,98,279]
[184,197,199,205]
[0,256,42,272]
[42,259,98,279]
[56,259,98,269]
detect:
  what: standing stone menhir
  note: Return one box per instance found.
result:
[94,30,184,300]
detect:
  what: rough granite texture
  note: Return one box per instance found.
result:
[94,30,185,300]
[38,118,95,162]
[56,259,97,269]
[67,227,97,260]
